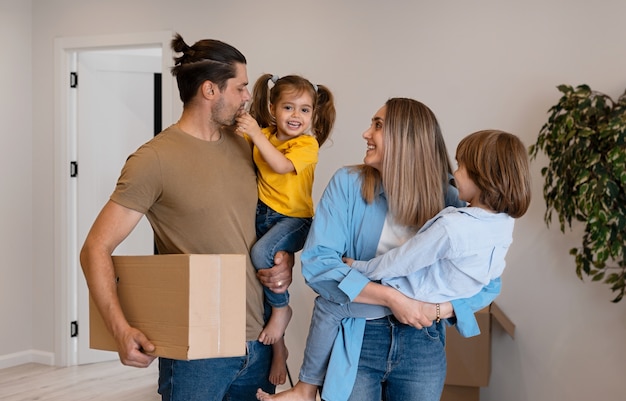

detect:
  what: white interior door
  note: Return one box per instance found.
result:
[75,48,161,364]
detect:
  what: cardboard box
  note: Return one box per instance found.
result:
[89,254,247,360]
[440,385,479,401]
[441,303,515,400]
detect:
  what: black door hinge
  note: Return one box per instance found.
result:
[71,321,78,337]
[70,161,78,177]
[70,72,78,88]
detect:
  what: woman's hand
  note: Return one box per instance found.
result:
[387,291,435,329]
[354,282,454,329]
[342,256,354,266]
[388,291,454,329]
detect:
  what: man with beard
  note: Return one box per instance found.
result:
[80,33,293,401]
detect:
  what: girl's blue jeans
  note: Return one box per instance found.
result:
[251,200,312,308]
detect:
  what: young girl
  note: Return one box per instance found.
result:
[236,74,336,386]
[256,128,531,401]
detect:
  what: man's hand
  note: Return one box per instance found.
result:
[115,326,157,368]
[256,251,294,293]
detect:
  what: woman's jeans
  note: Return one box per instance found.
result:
[251,200,312,307]
[158,340,273,401]
[346,316,447,401]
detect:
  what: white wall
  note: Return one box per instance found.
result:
[3,0,624,400]
[0,0,33,364]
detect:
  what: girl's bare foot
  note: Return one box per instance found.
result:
[269,338,289,385]
[259,305,292,345]
[256,381,318,401]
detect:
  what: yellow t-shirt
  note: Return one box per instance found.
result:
[253,127,319,218]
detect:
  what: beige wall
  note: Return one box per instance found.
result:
[0,0,33,362]
[1,0,625,400]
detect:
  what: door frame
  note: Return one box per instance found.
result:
[53,31,174,367]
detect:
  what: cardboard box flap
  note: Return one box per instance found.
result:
[490,303,515,338]
[444,302,516,388]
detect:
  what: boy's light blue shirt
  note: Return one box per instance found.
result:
[301,167,501,401]
[352,206,514,302]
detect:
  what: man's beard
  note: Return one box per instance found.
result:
[212,97,241,127]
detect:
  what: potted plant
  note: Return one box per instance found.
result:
[529,84,626,302]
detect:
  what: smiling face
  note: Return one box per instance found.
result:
[270,90,314,141]
[362,104,386,171]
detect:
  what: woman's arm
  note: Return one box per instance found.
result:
[301,168,383,303]
[353,281,452,328]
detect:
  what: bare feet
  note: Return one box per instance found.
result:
[256,381,319,401]
[269,338,289,385]
[258,305,293,345]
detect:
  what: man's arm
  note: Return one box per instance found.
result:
[79,200,156,367]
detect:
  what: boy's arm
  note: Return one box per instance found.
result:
[450,277,501,337]
[350,220,449,280]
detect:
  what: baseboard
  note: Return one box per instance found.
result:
[0,350,55,369]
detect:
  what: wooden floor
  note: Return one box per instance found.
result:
[0,361,160,401]
[0,361,294,401]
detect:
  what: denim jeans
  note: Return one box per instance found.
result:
[345,316,447,401]
[300,296,391,386]
[251,200,312,307]
[157,340,274,401]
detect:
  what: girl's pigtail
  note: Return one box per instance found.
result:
[249,73,275,128]
[312,84,336,146]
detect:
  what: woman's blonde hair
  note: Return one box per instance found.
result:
[355,98,452,229]
[455,130,531,218]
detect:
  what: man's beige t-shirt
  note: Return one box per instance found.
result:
[110,124,265,341]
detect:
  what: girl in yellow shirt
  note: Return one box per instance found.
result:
[236,74,336,385]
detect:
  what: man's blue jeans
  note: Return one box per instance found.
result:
[157,340,274,400]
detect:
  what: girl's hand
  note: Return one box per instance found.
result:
[236,112,263,140]
[342,256,355,266]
